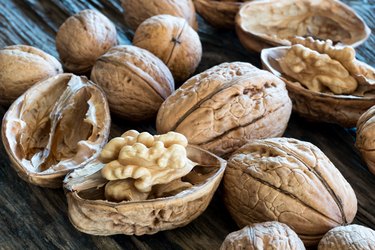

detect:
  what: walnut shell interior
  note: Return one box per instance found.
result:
[1,74,111,188]
[63,145,226,236]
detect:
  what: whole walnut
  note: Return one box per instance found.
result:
[91,45,174,121]
[156,62,292,157]
[122,0,198,31]
[224,138,358,246]
[318,224,375,250]
[56,9,118,74]
[221,222,305,250]
[0,45,62,105]
[133,15,202,83]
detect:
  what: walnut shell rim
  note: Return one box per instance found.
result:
[64,145,226,236]
[261,46,375,127]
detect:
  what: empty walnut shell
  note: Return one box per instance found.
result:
[156,62,292,157]
[122,0,198,31]
[261,46,375,127]
[236,0,371,52]
[220,222,305,250]
[133,15,202,83]
[224,138,358,246]
[90,45,174,121]
[1,74,111,188]
[318,224,375,250]
[63,145,226,235]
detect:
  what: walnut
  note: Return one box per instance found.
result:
[133,15,202,83]
[1,74,111,188]
[221,222,305,250]
[236,0,370,52]
[156,62,292,157]
[104,179,149,202]
[90,45,174,121]
[56,9,118,74]
[318,224,375,250]
[0,45,63,105]
[223,138,357,246]
[121,0,198,31]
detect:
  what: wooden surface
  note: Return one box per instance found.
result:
[0,0,374,249]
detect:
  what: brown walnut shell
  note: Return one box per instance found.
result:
[220,222,305,250]
[236,0,371,52]
[63,145,226,235]
[318,224,375,250]
[0,45,63,105]
[224,138,357,246]
[1,74,111,188]
[56,9,118,74]
[122,0,198,31]
[133,15,202,83]
[261,46,375,127]
[156,62,292,157]
[90,45,174,121]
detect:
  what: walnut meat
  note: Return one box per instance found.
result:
[318,224,375,250]
[90,45,174,121]
[156,62,292,157]
[0,45,62,105]
[221,222,305,250]
[224,138,358,246]
[1,74,111,188]
[122,0,198,31]
[133,15,202,83]
[56,9,118,74]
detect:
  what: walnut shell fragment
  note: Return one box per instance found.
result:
[91,45,174,121]
[1,74,110,188]
[223,138,357,246]
[220,222,305,250]
[133,15,202,83]
[0,45,63,105]
[236,0,371,52]
[63,145,226,235]
[156,62,292,157]
[121,0,198,31]
[261,38,375,127]
[56,9,118,74]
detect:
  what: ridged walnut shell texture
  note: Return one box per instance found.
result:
[133,15,202,83]
[236,0,370,52]
[156,62,292,157]
[64,145,226,235]
[318,224,375,250]
[224,138,357,246]
[1,74,111,188]
[91,45,174,121]
[220,222,305,250]
[121,0,198,31]
[56,9,118,74]
[0,45,62,105]
[356,105,375,175]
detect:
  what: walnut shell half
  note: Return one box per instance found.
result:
[1,74,111,188]
[63,145,226,235]
[236,0,370,52]
[224,138,357,246]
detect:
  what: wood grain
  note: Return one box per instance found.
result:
[0,0,374,249]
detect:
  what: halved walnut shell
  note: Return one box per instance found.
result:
[261,46,375,127]
[63,145,226,236]
[236,0,371,52]
[1,74,111,188]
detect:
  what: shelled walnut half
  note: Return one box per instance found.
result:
[261,36,375,127]
[1,74,111,188]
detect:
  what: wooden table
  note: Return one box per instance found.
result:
[0,0,374,249]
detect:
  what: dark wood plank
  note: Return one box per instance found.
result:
[0,0,374,249]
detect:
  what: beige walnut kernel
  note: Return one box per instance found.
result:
[56,9,118,74]
[133,15,202,83]
[0,45,63,105]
